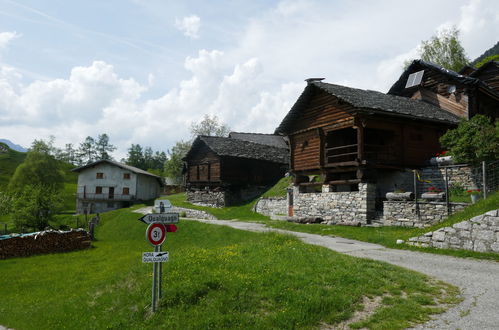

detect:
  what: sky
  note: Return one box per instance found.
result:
[0,0,498,159]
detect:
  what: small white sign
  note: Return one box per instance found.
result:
[140,213,179,224]
[142,251,169,263]
[154,199,172,213]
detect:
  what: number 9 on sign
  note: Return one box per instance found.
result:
[146,223,166,246]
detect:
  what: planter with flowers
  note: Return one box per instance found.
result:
[467,189,481,204]
[429,150,453,166]
[421,186,445,201]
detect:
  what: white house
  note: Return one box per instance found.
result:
[72,160,164,214]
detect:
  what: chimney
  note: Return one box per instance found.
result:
[305,78,325,85]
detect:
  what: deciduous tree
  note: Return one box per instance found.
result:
[190,114,230,139]
[418,26,470,72]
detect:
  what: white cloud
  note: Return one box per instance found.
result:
[175,15,201,39]
[0,31,20,50]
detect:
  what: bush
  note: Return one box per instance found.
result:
[440,115,499,164]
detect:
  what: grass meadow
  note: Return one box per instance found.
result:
[0,206,458,329]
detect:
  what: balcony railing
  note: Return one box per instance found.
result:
[76,193,135,201]
[324,143,398,165]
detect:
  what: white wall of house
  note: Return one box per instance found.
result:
[75,162,161,214]
[136,174,161,200]
[76,163,139,198]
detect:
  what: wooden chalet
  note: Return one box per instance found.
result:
[274,78,462,190]
[183,135,288,207]
[388,60,499,120]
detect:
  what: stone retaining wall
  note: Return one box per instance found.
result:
[292,183,376,225]
[383,201,467,227]
[254,197,287,217]
[0,229,91,259]
[408,209,499,253]
[418,165,482,192]
[171,206,217,220]
[186,190,225,208]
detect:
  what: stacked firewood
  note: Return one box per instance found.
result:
[0,229,91,259]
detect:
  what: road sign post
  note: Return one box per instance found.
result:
[139,203,179,313]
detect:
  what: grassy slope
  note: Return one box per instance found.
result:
[0,144,26,188]
[0,207,458,329]
[164,188,499,261]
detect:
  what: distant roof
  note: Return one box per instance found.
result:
[469,60,499,78]
[228,132,288,148]
[71,159,164,186]
[185,135,288,164]
[388,59,499,97]
[275,81,460,134]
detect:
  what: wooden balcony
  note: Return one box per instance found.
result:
[324,143,398,166]
[76,193,135,201]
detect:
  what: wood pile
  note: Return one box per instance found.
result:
[0,229,91,259]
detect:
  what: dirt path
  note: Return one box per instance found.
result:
[186,218,499,330]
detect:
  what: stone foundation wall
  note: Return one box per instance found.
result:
[383,201,467,227]
[254,197,287,217]
[408,209,499,253]
[186,190,226,208]
[171,206,217,220]
[418,165,482,192]
[292,183,376,225]
[0,229,91,259]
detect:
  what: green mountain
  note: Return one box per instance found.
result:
[0,142,27,188]
[471,41,499,66]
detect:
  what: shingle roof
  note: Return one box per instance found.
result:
[228,132,288,148]
[186,136,288,164]
[388,59,498,96]
[71,159,164,186]
[275,81,461,134]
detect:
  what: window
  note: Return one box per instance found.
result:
[95,186,103,194]
[123,173,130,179]
[123,187,129,195]
[96,172,104,179]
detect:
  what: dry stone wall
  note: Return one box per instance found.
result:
[292,183,376,225]
[408,209,499,253]
[254,197,287,217]
[0,229,91,259]
[383,201,467,227]
[171,206,217,220]
[186,190,226,208]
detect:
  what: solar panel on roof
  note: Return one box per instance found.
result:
[405,70,424,88]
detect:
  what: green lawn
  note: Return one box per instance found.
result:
[0,207,459,329]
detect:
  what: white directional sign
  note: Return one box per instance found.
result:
[139,212,179,224]
[142,251,169,263]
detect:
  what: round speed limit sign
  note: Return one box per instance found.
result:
[146,223,166,246]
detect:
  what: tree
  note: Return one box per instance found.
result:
[10,185,63,231]
[125,144,145,169]
[418,26,470,72]
[8,148,65,193]
[163,140,191,183]
[95,133,116,161]
[440,115,499,164]
[190,114,230,139]
[78,136,97,165]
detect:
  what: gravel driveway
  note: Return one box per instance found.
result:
[184,218,499,330]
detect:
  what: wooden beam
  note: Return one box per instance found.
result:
[325,179,361,185]
[356,118,365,162]
[318,128,325,167]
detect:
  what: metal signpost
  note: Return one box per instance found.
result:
[139,201,179,313]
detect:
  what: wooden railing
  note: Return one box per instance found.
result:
[76,193,135,201]
[324,143,397,165]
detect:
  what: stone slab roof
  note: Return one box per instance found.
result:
[186,135,288,164]
[275,81,460,134]
[228,132,288,148]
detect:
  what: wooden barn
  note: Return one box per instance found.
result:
[183,135,288,207]
[388,60,499,120]
[274,78,465,224]
[275,78,461,187]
